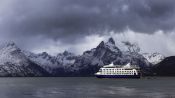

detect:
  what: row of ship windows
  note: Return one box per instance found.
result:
[102,73,136,75]
[102,69,125,70]
[102,71,135,72]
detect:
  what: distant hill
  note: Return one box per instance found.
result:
[153,56,175,76]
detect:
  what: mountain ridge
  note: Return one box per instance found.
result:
[0,38,166,76]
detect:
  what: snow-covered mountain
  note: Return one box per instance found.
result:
[71,38,151,76]
[24,50,77,75]
[56,51,77,67]
[0,38,165,76]
[24,51,59,73]
[142,53,165,65]
[0,42,49,76]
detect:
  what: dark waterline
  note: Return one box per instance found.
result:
[0,77,175,98]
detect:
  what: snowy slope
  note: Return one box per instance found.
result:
[0,42,28,66]
[56,51,77,68]
[142,53,165,65]
[24,51,60,73]
[0,42,49,76]
[24,50,77,74]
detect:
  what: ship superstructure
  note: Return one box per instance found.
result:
[95,63,141,78]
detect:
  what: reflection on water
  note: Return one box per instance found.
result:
[0,77,175,98]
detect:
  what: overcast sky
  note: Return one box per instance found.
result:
[0,0,175,56]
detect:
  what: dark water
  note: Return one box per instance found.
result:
[0,77,175,98]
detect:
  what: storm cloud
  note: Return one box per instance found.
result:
[0,0,175,55]
[1,0,175,38]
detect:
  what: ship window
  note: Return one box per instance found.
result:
[99,69,102,72]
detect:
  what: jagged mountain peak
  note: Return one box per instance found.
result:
[0,42,33,74]
[0,41,20,50]
[63,50,74,56]
[57,50,75,57]
[39,52,50,57]
[96,38,120,52]
[104,38,120,53]
[0,42,22,58]
[97,41,105,48]
[83,38,121,58]
[107,37,115,45]
[6,41,15,47]
[97,37,116,49]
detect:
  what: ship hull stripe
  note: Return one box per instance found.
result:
[95,75,140,78]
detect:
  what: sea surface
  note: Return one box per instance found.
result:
[0,77,175,98]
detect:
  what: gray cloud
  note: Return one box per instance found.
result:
[1,0,175,42]
[0,0,175,55]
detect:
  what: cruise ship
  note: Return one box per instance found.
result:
[95,63,141,78]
